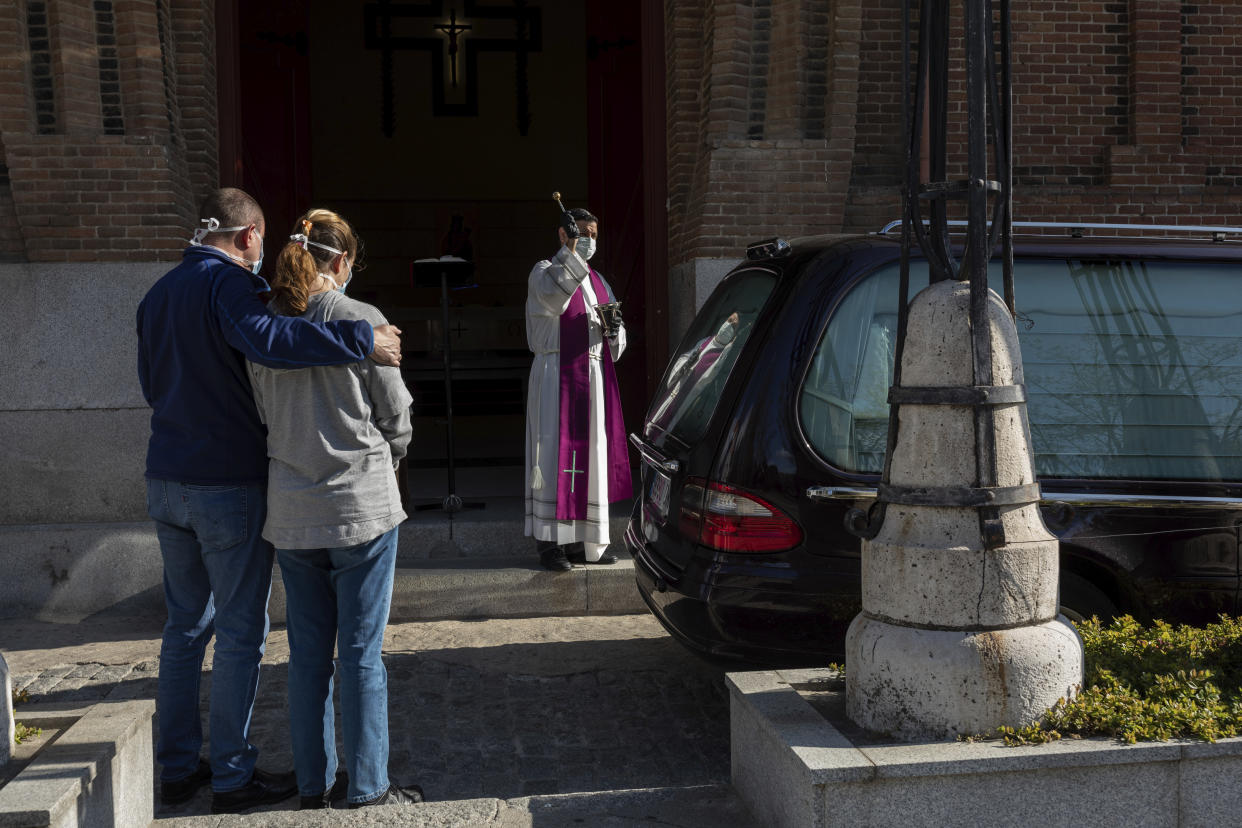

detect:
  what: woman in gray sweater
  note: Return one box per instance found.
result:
[247,208,421,809]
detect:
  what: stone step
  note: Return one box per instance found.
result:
[396,496,633,560]
[154,784,756,827]
[269,555,647,624]
[0,500,640,623]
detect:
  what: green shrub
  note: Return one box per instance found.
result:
[11,687,41,745]
[998,615,1242,745]
[14,721,41,745]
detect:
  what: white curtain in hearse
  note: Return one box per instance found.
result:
[800,259,1242,483]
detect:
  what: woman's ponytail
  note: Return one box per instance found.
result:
[267,209,362,316]
[269,242,318,315]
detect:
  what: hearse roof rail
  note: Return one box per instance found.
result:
[875,219,1242,243]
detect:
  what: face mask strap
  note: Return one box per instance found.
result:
[189,216,250,246]
[288,232,344,258]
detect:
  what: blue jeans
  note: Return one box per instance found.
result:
[278,527,398,804]
[147,478,273,793]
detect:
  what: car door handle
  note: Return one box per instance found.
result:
[629,433,680,473]
[807,485,878,501]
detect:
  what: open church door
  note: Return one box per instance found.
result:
[586,3,660,439]
[215,1,665,504]
[216,0,313,267]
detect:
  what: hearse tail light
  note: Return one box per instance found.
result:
[679,478,804,553]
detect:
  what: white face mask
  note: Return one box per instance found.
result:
[246,231,264,274]
[576,236,597,261]
[191,218,263,274]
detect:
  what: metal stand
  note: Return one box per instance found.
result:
[410,258,484,532]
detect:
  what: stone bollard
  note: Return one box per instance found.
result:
[846,280,1083,741]
[1,652,12,766]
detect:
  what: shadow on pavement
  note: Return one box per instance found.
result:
[12,632,734,821]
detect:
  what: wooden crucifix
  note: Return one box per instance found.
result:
[363,0,543,137]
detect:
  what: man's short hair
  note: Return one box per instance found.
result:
[566,207,598,225]
[199,188,264,234]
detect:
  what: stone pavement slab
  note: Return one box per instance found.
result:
[0,613,745,825]
[155,784,755,827]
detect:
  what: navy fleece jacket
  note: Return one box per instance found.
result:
[137,245,375,484]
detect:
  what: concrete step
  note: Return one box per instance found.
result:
[1,499,641,623]
[396,495,633,560]
[154,784,757,827]
[269,555,647,624]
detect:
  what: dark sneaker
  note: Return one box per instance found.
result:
[160,759,212,806]
[349,783,426,808]
[300,770,349,810]
[211,768,298,814]
[539,546,572,571]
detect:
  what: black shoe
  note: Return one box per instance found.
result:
[300,770,349,810]
[211,768,298,814]
[540,546,572,572]
[566,549,619,565]
[349,783,426,808]
[160,759,212,806]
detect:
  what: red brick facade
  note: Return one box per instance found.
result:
[0,0,214,263]
[668,0,1242,267]
[667,0,863,261]
[2,1,1240,266]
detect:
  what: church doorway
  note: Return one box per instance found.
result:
[217,1,662,504]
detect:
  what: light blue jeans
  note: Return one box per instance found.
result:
[277,527,398,804]
[147,478,273,793]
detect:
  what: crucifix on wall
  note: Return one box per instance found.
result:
[364,0,543,137]
[435,10,471,87]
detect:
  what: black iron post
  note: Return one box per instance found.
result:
[847,0,1019,550]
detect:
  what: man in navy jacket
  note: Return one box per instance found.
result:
[136,188,403,814]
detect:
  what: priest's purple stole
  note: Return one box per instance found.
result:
[556,269,632,520]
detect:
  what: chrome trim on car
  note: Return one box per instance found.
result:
[629,432,680,474]
[1042,492,1242,510]
[807,486,879,501]
[806,485,1242,510]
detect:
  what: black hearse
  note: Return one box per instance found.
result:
[626,223,1242,665]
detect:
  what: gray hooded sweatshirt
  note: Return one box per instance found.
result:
[248,291,412,549]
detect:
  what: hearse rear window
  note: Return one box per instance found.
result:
[800,259,1242,481]
[645,269,777,446]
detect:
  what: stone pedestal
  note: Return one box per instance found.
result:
[0,653,11,767]
[846,280,1083,740]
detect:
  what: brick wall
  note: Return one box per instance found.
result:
[5,2,1242,264]
[842,0,1242,234]
[666,0,862,264]
[0,0,216,263]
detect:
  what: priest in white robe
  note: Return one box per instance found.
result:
[524,207,631,571]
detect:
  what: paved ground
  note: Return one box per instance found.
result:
[3,612,749,825]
